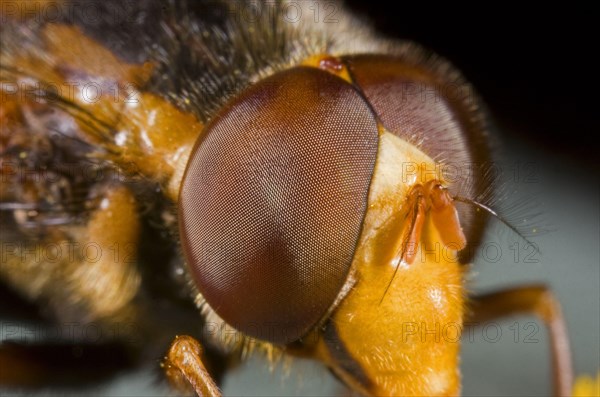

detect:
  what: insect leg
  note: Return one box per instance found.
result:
[162,335,221,397]
[466,285,573,397]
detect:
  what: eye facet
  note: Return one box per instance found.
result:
[343,54,490,258]
[179,67,379,344]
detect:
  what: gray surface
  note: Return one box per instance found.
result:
[460,138,599,395]
[1,139,598,396]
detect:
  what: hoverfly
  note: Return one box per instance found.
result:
[0,0,592,396]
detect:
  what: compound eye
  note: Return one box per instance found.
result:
[178,67,379,344]
[343,54,490,260]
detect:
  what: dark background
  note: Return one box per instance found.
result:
[344,2,598,169]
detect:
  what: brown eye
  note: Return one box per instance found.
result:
[343,54,491,258]
[178,67,379,344]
